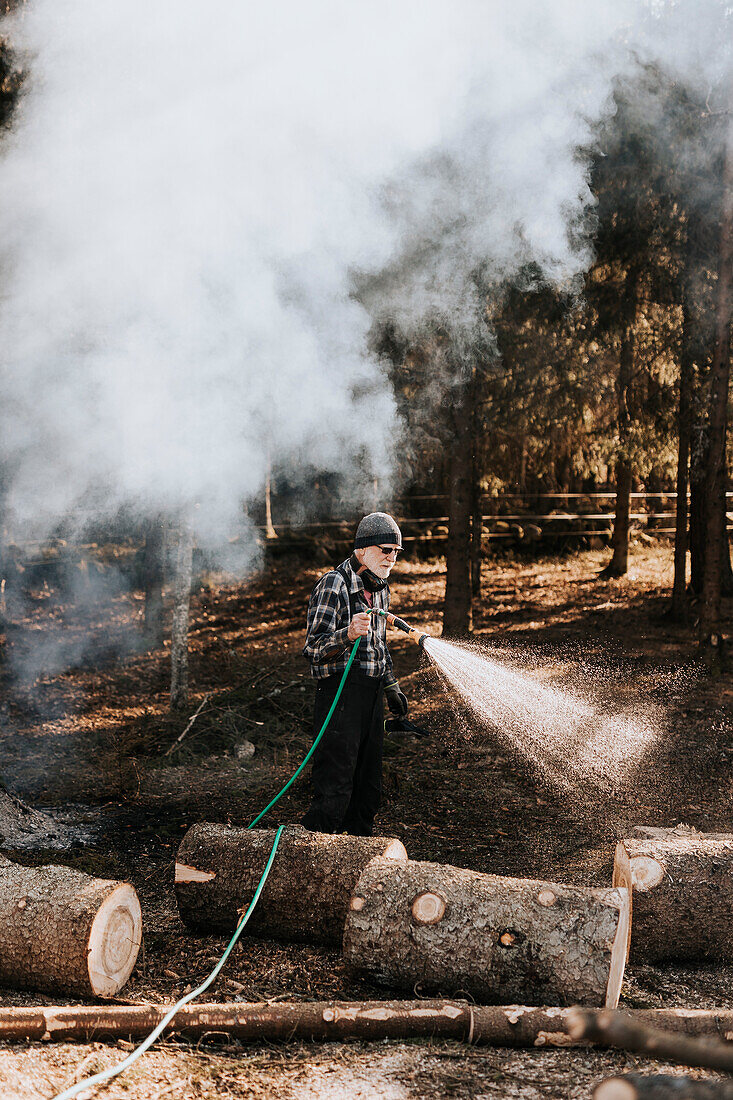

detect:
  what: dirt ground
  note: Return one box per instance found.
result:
[0,541,731,1098]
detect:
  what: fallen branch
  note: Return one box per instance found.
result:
[3,1002,733,1046]
[248,660,289,691]
[567,1008,733,1074]
[165,694,211,756]
[254,679,304,703]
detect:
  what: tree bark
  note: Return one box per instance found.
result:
[0,475,6,636]
[142,517,165,648]
[690,425,707,595]
[699,76,733,654]
[613,826,733,963]
[471,470,483,600]
[671,289,694,617]
[603,268,638,578]
[604,460,632,576]
[470,390,483,600]
[1,1002,731,1046]
[0,856,141,998]
[264,449,277,540]
[443,380,473,635]
[170,520,194,710]
[175,823,407,946]
[689,431,733,598]
[595,1077,733,1100]
[569,1007,733,1074]
[344,857,630,1008]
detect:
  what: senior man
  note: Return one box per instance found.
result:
[300,512,408,836]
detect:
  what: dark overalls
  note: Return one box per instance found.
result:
[301,563,386,837]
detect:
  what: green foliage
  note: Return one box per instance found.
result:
[367,58,729,507]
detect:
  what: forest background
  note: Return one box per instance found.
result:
[0,0,730,685]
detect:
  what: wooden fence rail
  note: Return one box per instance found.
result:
[2,492,730,572]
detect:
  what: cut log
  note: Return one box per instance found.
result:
[0,1002,729,1046]
[175,823,407,945]
[344,857,630,1007]
[0,859,142,998]
[613,825,733,962]
[595,1078,733,1100]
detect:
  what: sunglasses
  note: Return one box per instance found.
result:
[377,546,401,557]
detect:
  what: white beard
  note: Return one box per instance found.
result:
[371,562,393,580]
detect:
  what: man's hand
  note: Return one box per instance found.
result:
[347,612,371,643]
[383,672,408,718]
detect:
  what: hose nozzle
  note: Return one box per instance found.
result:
[367,608,430,647]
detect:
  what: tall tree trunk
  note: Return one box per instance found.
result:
[700,84,733,658]
[470,408,482,601]
[443,382,473,636]
[689,424,707,595]
[518,432,528,494]
[604,460,632,577]
[471,493,482,600]
[603,272,637,578]
[170,521,194,711]
[264,450,277,540]
[0,470,7,638]
[689,428,733,598]
[0,503,6,652]
[671,290,694,618]
[142,517,165,648]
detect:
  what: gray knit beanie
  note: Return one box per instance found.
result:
[354,512,402,549]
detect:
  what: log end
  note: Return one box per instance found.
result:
[611,842,634,964]
[175,862,216,884]
[628,856,665,892]
[604,888,630,1010]
[611,842,630,893]
[593,1078,637,1100]
[87,884,142,998]
[411,892,446,926]
[383,839,408,862]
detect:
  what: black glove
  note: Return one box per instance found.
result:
[385,716,432,738]
[383,672,408,718]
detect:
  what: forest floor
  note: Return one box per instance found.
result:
[0,540,731,1098]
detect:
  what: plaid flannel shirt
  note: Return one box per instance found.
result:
[303,557,392,679]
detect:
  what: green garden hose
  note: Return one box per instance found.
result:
[51,638,363,1100]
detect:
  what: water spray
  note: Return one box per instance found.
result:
[367,607,430,649]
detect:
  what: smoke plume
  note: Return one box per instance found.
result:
[0,0,728,546]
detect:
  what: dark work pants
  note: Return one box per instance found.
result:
[300,669,384,836]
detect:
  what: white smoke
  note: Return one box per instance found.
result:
[0,0,728,545]
[0,2,473,541]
